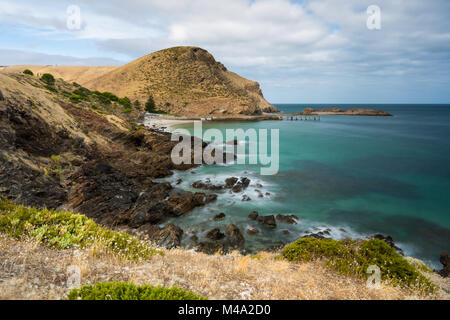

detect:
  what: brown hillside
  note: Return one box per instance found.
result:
[84,46,278,116]
[0,65,117,85]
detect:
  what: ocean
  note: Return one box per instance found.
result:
[156,104,450,268]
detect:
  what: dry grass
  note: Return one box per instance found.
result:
[1,234,448,300]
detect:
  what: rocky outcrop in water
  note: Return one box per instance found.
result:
[257,215,277,228]
[437,251,450,278]
[225,224,245,249]
[300,107,392,116]
[276,214,299,225]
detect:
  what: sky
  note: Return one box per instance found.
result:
[1,0,450,104]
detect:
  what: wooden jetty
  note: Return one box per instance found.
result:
[279,113,320,121]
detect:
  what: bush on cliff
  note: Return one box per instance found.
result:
[69,94,82,103]
[67,282,206,300]
[40,73,55,86]
[118,97,132,108]
[23,69,34,76]
[282,238,435,293]
[0,197,162,260]
[145,95,156,113]
[101,91,119,102]
[73,87,91,100]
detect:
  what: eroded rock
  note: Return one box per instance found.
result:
[206,228,225,241]
[248,211,259,220]
[438,251,450,278]
[225,224,245,248]
[276,214,299,225]
[257,215,277,228]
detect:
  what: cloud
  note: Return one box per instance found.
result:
[0,49,123,66]
[0,0,449,102]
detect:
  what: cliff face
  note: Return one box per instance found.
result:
[0,72,215,239]
[84,46,278,116]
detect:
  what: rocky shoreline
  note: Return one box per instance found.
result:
[0,72,448,279]
[300,107,393,116]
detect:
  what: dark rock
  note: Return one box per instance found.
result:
[282,230,291,235]
[232,184,243,193]
[213,212,226,221]
[196,241,224,254]
[255,189,264,198]
[240,177,250,188]
[246,226,259,235]
[206,228,225,241]
[130,206,165,227]
[301,230,330,240]
[176,179,182,185]
[226,177,251,193]
[140,223,183,249]
[225,177,238,188]
[190,234,199,242]
[267,241,286,252]
[257,215,277,228]
[192,180,223,191]
[368,234,404,255]
[438,251,450,278]
[276,214,299,225]
[242,195,251,201]
[225,224,245,248]
[0,89,4,101]
[163,192,217,217]
[256,183,263,188]
[248,211,259,220]
[265,192,271,196]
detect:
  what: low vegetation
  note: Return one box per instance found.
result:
[67,281,207,300]
[0,198,162,261]
[23,69,34,76]
[40,73,55,86]
[145,95,156,113]
[282,238,435,293]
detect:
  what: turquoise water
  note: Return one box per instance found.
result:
[157,104,450,267]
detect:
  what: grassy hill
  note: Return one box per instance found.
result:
[84,46,277,116]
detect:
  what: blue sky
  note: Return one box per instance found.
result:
[1,0,450,103]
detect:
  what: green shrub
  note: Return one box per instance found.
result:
[23,69,34,76]
[93,91,111,105]
[44,85,57,93]
[133,100,141,110]
[73,87,91,100]
[0,198,162,261]
[40,73,55,86]
[282,238,435,292]
[118,97,131,108]
[145,95,156,113]
[50,154,60,164]
[67,282,206,300]
[101,92,119,102]
[70,94,82,103]
[120,108,132,114]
